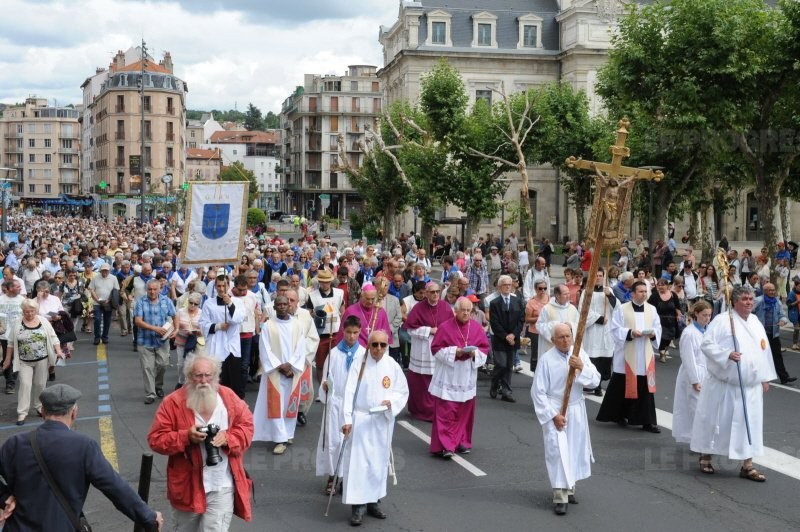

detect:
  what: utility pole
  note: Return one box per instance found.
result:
[140,39,147,223]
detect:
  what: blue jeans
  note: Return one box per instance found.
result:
[93,305,112,341]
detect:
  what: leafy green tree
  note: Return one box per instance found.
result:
[264,111,280,129]
[246,207,266,227]
[244,103,263,131]
[419,59,468,141]
[218,161,257,201]
[597,0,800,262]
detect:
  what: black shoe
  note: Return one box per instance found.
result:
[93,338,101,345]
[593,388,603,397]
[642,424,661,434]
[4,386,14,395]
[617,418,628,428]
[15,419,24,426]
[501,395,516,403]
[297,411,307,426]
[366,503,387,519]
[554,502,567,515]
[350,505,366,526]
[155,388,164,398]
[144,397,155,404]
[781,377,798,384]
[48,368,56,382]
[456,445,471,454]
[102,338,109,344]
[568,494,578,504]
[440,450,454,459]
[133,345,138,352]
[489,384,498,399]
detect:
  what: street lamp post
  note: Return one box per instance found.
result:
[139,39,147,223]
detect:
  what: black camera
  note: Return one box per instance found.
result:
[198,424,222,466]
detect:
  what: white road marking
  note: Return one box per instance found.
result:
[397,420,488,477]
[518,361,800,481]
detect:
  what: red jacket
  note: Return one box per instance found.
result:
[147,385,254,521]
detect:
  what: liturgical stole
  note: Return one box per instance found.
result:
[265,320,311,419]
[621,302,656,399]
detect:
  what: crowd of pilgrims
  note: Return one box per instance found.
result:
[1,212,798,521]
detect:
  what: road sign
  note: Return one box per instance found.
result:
[1,182,10,190]
[320,194,330,199]
[413,206,420,216]
[98,181,107,189]
[320,193,330,209]
[129,154,141,174]
[182,182,188,190]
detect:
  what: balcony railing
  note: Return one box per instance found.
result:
[59,147,77,154]
[59,161,77,169]
[139,132,153,141]
[115,105,125,113]
[166,133,175,142]
[166,158,175,167]
[115,131,125,140]
[167,107,175,115]
[115,158,125,167]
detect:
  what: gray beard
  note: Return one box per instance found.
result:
[186,383,218,414]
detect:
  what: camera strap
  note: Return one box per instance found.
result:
[29,429,89,531]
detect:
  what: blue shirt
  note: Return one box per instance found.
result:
[134,294,176,348]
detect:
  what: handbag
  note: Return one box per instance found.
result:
[29,430,92,532]
[109,288,121,310]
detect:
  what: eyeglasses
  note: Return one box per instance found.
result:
[536,287,547,291]
[188,302,199,306]
[370,342,388,348]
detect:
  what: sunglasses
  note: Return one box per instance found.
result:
[370,342,388,348]
[188,302,199,306]
[537,287,547,291]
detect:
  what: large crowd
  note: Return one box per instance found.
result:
[0,213,797,528]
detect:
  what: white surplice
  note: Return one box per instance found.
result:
[315,344,365,476]
[253,317,306,443]
[672,324,706,443]
[578,289,616,359]
[429,345,487,402]
[199,298,246,361]
[408,327,436,375]
[690,311,777,460]
[531,346,600,489]
[341,354,409,505]
[609,302,662,375]
[536,301,579,357]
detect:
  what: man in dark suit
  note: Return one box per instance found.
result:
[0,384,162,531]
[489,275,525,402]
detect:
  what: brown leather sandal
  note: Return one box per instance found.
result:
[739,466,766,482]
[699,456,714,474]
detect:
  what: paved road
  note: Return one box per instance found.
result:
[1,319,799,531]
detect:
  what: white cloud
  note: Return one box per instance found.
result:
[0,0,398,112]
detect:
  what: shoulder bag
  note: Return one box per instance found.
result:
[29,430,92,531]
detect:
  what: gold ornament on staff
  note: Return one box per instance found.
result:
[560,119,665,418]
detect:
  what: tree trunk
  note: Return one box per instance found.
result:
[780,195,791,242]
[688,208,701,250]
[519,167,535,253]
[699,202,715,265]
[754,179,781,282]
[652,199,671,246]
[384,202,397,245]
[575,200,588,243]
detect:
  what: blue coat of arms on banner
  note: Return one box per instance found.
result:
[202,204,230,239]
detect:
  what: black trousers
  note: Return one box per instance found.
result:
[1,340,16,388]
[491,349,514,396]
[220,353,243,398]
[769,335,789,382]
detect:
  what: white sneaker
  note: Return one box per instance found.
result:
[514,364,523,373]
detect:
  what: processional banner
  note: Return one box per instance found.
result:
[180,181,248,265]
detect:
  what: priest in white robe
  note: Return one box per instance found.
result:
[341,330,409,526]
[253,295,307,455]
[578,269,616,396]
[199,275,246,394]
[531,323,600,516]
[690,286,776,481]
[596,281,662,433]
[536,284,579,359]
[672,300,712,445]
[315,315,365,494]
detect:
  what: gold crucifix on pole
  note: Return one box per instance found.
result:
[559,118,665,417]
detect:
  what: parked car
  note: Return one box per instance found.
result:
[269,211,285,221]
[280,214,296,224]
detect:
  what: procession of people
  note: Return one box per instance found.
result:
[0,211,796,529]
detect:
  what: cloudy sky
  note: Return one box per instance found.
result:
[0,0,399,113]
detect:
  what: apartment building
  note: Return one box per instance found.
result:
[81,47,188,218]
[0,97,83,211]
[279,65,382,220]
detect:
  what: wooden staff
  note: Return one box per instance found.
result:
[560,224,606,417]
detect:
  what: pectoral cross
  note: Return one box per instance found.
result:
[560,118,666,418]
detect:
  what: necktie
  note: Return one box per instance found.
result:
[504,296,510,310]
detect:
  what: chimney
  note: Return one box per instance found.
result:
[110,50,125,72]
[161,51,173,73]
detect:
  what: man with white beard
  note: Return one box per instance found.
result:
[148,353,254,530]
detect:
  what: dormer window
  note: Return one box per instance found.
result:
[471,11,498,48]
[517,14,543,49]
[426,10,453,46]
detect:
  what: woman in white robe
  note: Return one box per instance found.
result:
[672,301,712,444]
